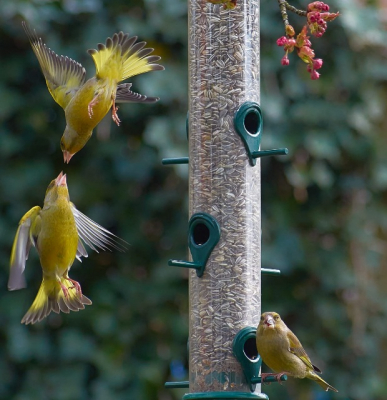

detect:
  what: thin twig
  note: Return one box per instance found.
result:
[278,0,307,32]
[277,0,290,26]
[285,1,307,17]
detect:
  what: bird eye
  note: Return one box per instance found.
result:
[274,315,279,320]
[260,316,264,321]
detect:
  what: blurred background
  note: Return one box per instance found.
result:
[0,0,386,399]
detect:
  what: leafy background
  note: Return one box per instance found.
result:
[0,0,386,399]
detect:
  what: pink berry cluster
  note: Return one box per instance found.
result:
[276,1,339,80]
[277,26,323,80]
[307,1,339,37]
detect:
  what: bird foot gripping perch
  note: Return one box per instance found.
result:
[259,373,288,386]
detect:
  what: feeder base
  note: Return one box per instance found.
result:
[183,392,268,400]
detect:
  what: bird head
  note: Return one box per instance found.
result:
[61,126,90,163]
[258,312,283,335]
[43,172,70,206]
[60,130,75,164]
[62,149,74,164]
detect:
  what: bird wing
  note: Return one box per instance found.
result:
[115,83,160,104]
[23,22,86,110]
[70,202,128,253]
[8,206,41,291]
[76,238,88,262]
[88,31,164,82]
[287,328,317,372]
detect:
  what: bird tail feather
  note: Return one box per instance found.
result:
[313,374,338,392]
[21,277,92,325]
[88,32,164,82]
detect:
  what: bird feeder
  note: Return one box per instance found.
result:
[165,0,287,398]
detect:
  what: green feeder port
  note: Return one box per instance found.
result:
[233,102,288,167]
[233,327,261,392]
[168,212,221,277]
[232,327,287,393]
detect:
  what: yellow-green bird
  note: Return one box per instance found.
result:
[8,172,126,324]
[23,22,164,163]
[207,0,237,9]
[256,311,338,392]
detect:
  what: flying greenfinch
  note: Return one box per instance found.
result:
[256,311,338,392]
[23,22,164,163]
[8,172,126,325]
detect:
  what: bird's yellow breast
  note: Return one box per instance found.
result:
[65,77,115,134]
[257,328,308,378]
[37,198,78,278]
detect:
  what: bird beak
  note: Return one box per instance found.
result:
[55,171,67,187]
[264,315,275,328]
[63,150,74,164]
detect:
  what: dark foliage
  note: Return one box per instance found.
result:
[0,1,385,399]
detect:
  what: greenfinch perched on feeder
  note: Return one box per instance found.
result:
[23,22,164,163]
[207,0,237,9]
[256,311,338,392]
[8,172,126,324]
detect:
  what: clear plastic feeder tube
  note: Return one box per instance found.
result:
[188,0,261,395]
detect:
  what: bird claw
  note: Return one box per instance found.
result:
[260,373,275,386]
[274,372,287,385]
[65,277,82,296]
[112,107,121,126]
[88,96,99,119]
[260,372,287,386]
[59,282,69,299]
[112,102,120,126]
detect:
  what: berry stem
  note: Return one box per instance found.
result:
[278,0,290,27]
[278,1,307,31]
[285,1,307,17]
